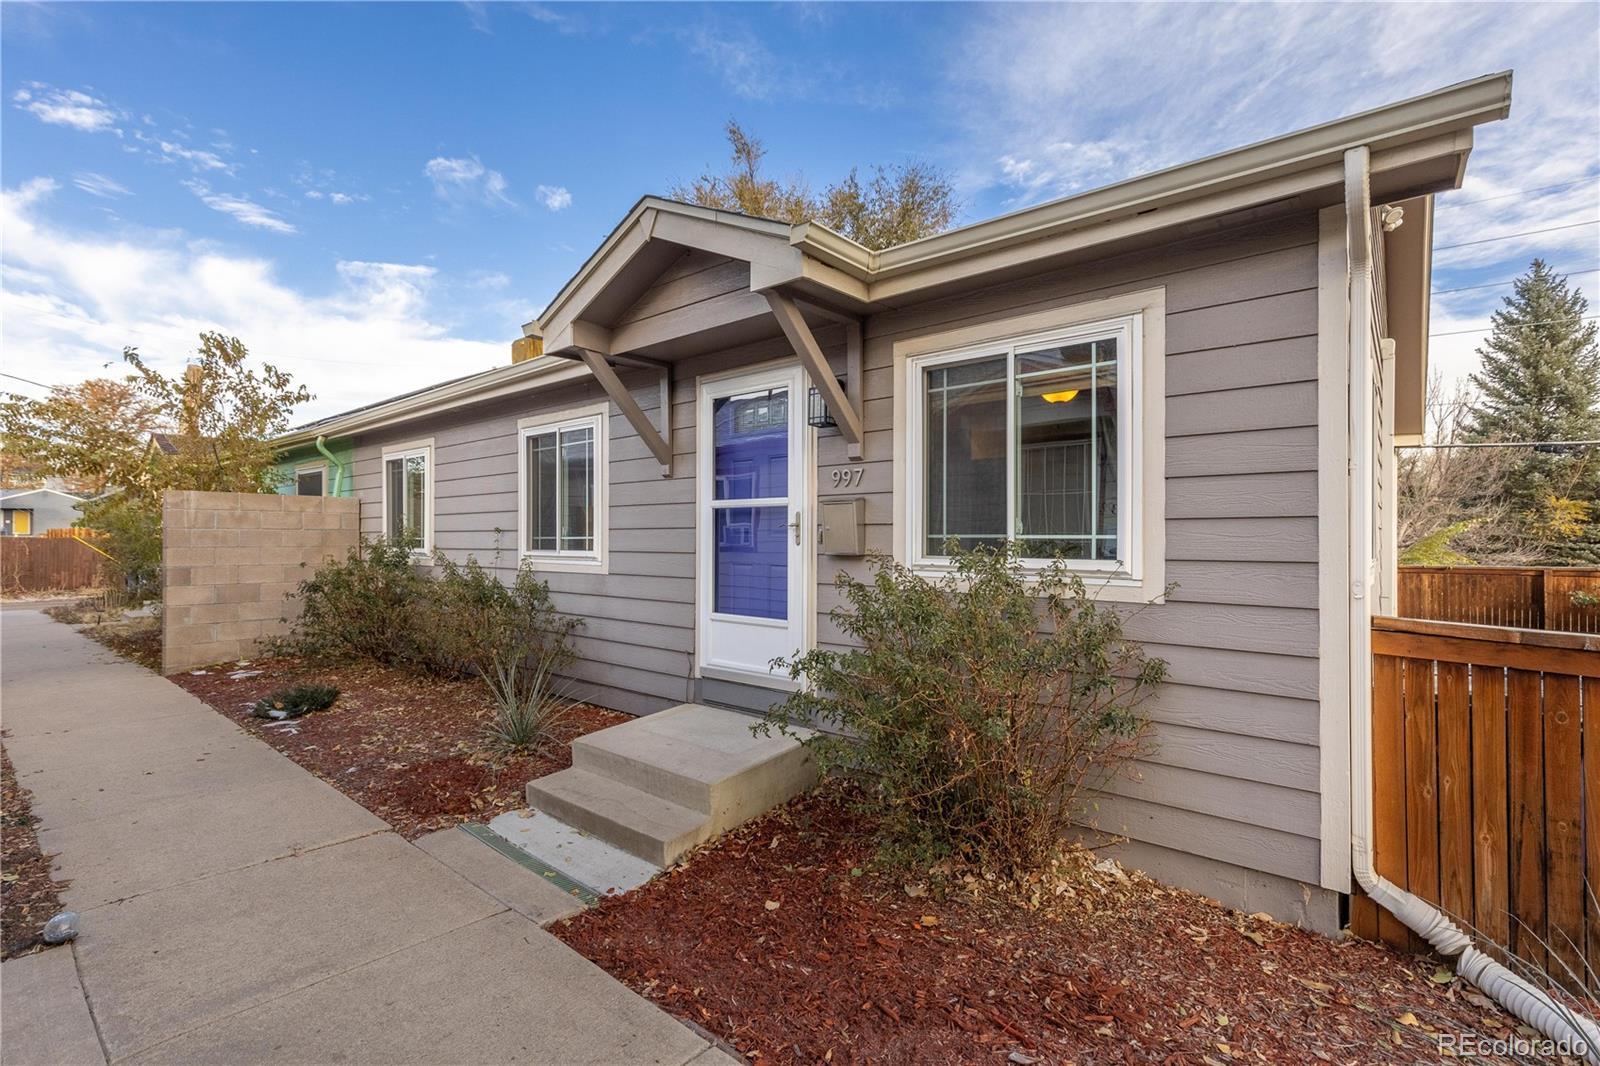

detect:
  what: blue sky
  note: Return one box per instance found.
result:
[3,1,1597,421]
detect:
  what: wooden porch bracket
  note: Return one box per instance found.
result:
[762,290,865,460]
[577,348,673,477]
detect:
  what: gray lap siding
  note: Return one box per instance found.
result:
[345,214,1328,897]
[827,214,1325,889]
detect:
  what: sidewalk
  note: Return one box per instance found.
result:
[0,610,731,1065]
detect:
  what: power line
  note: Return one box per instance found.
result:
[1447,177,1600,207]
[1434,219,1598,252]
[1429,314,1599,339]
[1399,439,1600,450]
[1432,266,1600,296]
[0,371,56,391]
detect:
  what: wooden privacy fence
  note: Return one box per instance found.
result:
[1398,565,1600,634]
[1355,615,1600,990]
[0,536,104,592]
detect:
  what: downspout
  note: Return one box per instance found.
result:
[1343,146,1600,1063]
[315,436,345,496]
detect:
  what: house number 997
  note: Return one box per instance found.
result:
[828,467,864,489]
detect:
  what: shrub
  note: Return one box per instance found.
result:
[252,682,339,720]
[411,554,580,681]
[279,539,581,684]
[278,537,424,666]
[763,545,1166,876]
[80,494,162,602]
[482,653,579,752]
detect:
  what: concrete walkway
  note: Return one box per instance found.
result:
[0,610,733,1066]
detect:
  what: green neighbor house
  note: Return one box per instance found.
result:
[272,438,356,498]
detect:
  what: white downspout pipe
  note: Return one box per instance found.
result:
[1343,146,1600,1063]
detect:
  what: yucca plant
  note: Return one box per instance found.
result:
[482,652,578,753]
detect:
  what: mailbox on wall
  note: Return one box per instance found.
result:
[819,498,866,556]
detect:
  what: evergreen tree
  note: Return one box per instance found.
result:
[1466,259,1600,562]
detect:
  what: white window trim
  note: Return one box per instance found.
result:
[380,438,434,556]
[294,460,328,497]
[892,287,1166,604]
[517,402,609,573]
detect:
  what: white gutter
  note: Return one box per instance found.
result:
[1344,145,1600,1063]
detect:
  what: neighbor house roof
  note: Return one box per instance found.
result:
[0,487,84,504]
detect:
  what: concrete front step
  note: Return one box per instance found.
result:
[571,703,817,825]
[527,767,710,866]
[528,703,819,867]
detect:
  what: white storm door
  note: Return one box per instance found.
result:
[697,365,807,685]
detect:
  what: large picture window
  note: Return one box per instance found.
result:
[519,408,606,566]
[911,314,1139,572]
[382,442,432,553]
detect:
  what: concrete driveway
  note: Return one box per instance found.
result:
[0,610,733,1066]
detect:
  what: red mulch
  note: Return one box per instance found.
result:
[2,741,69,960]
[172,657,628,839]
[556,789,1558,1065]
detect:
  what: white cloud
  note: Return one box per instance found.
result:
[152,137,234,173]
[462,1,491,33]
[525,4,583,34]
[292,163,367,206]
[943,2,1600,390]
[304,188,365,205]
[0,178,503,420]
[535,184,572,211]
[424,155,515,207]
[13,83,121,133]
[183,181,297,234]
[669,19,897,107]
[684,23,785,102]
[71,172,132,199]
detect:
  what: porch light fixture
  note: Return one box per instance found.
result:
[1041,388,1080,404]
[807,378,847,429]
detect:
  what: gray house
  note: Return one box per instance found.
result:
[1,487,85,536]
[277,74,1513,932]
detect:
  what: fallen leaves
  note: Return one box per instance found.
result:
[173,656,627,839]
[555,790,1535,1064]
[1,745,69,959]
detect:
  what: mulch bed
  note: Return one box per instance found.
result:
[171,657,628,839]
[2,741,70,960]
[556,789,1558,1065]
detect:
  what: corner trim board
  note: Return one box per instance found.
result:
[1315,203,1354,894]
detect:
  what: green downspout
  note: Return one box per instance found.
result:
[315,435,346,496]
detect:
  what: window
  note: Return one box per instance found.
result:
[382,442,432,553]
[899,293,1165,599]
[519,406,606,567]
[295,463,326,497]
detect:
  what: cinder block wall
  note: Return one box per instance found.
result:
[162,490,359,674]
